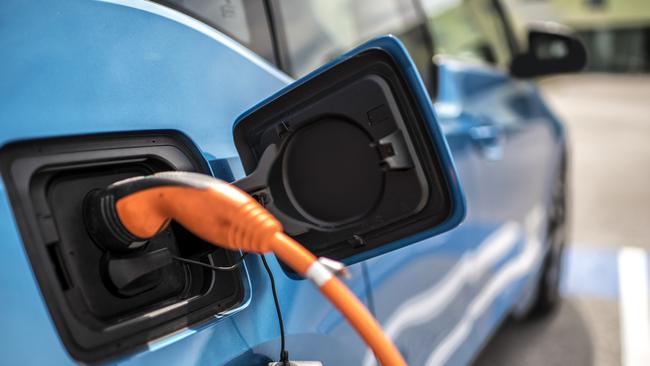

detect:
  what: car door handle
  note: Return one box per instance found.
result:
[469,124,504,161]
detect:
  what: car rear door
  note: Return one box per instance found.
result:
[423,0,560,361]
[270,1,490,365]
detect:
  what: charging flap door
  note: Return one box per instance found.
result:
[233,36,465,264]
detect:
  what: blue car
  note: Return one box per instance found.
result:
[0,0,585,365]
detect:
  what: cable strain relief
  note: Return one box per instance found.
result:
[84,189,148,252]
[227,201,282,253]
[280,350,289,364]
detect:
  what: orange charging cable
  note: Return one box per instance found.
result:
[106,171,406,366]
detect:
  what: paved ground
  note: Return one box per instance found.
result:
[474,74,650,366]
[546,75,650,250]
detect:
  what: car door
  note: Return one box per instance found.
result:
[269,0,560,364]
[423,0,560,362]
[271,1,491,365]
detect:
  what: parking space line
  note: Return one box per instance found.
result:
[618,247,650,366]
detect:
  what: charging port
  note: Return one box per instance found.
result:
[0,132,245,363]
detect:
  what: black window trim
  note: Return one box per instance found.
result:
[266,0,293,72]
[491,0,520,57]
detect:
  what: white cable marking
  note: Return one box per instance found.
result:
[618,247,650,366]
[306,262,333,287]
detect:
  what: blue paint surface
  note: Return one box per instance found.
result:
[365,56,565,365]
[0,1,567,365]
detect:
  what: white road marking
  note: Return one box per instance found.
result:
[618,247,650,366]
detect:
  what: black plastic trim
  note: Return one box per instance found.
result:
[0,131,245,363]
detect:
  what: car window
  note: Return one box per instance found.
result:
[275,0,435,93]
[156,0,276,65]
[422,0,512,68]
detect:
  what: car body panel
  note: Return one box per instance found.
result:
[0,0,566,365]
[0,1,337,364]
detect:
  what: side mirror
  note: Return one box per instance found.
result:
[510,23,587,78]
[233,36,465,265]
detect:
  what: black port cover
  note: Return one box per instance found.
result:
[233,37,465,264]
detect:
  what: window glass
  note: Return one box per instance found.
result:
[157,0,276,64]
[422,0,511,67]
[171,0,251,43]
[276,0,357,78]
[276,0,434,92]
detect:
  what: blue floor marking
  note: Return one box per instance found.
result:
[561,245,620,299]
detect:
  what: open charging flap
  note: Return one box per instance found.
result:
[233,36,465,265]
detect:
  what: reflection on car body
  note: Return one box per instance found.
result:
[0,0,582,365]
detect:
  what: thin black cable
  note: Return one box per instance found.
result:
[260,254,289,364]
[173,252,288,363]
[172,253,247,271]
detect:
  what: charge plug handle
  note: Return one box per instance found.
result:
[85,188,178,297]
[84,188,150,253]
[86,171,407,366]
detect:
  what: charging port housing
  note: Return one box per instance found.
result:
[0,131,246,363]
